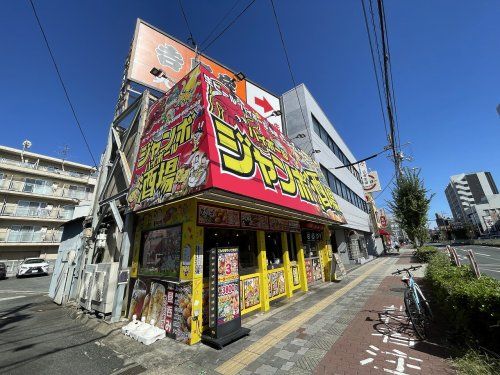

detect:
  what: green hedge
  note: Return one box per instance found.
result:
[414,246,438,263]
[425,252,500,351]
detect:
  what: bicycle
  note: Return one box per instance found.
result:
[391,265,433,340]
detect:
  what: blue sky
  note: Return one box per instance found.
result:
[1,1,499,225]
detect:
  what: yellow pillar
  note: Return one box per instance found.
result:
[181,200,204,345]
[281,232,293,298]
[319,226,331,282]
[295,232,308,292]
[257,231,270,312]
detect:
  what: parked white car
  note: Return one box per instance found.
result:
[16,258,49,277]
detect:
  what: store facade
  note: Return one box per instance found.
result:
[125,66,345,345]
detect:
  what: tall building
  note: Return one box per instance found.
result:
[282,84,374,264]
[0,145,97,260]
[445,172,500,233]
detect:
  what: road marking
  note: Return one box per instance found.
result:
[215,258,391,375]
[475,252,491,257]
[0,290,44,294]
[0,295,27,302]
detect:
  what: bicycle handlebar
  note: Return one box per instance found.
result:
[391,265,422,275]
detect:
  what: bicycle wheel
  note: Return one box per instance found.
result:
[404,289,427,340]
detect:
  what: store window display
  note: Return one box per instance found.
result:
[265,232,283,269]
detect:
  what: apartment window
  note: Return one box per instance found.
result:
[320,166,330,185]
[311,114,321,136]
[23,178,51,195]
[7,225,42,243]
[15,201,49,217]
[68,185,89,200]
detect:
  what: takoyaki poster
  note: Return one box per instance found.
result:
[216,247,240,325]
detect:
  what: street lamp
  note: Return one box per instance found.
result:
[21,139,32,163]
[266,110,282,119]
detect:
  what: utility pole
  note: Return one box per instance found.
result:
[377,0,401,178]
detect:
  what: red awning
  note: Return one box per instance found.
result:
[379,229,390,236]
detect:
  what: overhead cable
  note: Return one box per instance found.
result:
[199,0,242,49]
[269,0,314,155]
[28,0,98,167]
[178,0,197,47]
[200,0,256,53]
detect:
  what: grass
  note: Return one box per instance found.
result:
[450,348,500,375]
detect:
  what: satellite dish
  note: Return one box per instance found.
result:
[22,140,32,149]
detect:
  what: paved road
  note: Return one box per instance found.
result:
[0,275,129,375]
[452,245,500,279]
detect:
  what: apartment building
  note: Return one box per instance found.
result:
[0,145,96,260]
[282,84,375,264]
[445,172,499,230]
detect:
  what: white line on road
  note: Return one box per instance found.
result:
[0,290,44,294]
[475,252,491,257]
[481,268,500,273]
[0,295,26,302]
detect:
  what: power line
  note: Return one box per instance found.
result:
[199,0,242,49]
[333,147,390,170]
[360,0,388,138]
[178,0,197,48]
[28,0,97,167]
[200,0,256,53]
[374,172,395,200]
[269,0,314,155]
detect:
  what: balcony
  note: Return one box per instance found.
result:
[0,203,74,222]
[0,157,97,183]
[0,179,92,202]
[0,230,62,244]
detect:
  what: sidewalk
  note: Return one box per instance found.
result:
[91,251,453,375]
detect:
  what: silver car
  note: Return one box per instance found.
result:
[16,258,49,277]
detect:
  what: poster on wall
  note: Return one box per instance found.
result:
[241,277,260,309]
[305,259,314,284]
[173,283,193,343]
[291,265,300,286]
[330,253,346,281]
[268,270,286,299]
[139,226,182,278]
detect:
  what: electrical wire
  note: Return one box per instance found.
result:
[374,172,395,200]
[200,0,256,53]
[28,0,98,167]
[361,0,388,138]
[333,146,390,170]
[199,0,242,49]
[269,0,314,155]
[178,0,197,47]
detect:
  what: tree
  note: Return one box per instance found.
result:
[388,168,434,247]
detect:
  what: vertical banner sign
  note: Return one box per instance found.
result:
[204,247,248,347]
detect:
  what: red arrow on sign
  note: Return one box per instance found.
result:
[254,96,273,113]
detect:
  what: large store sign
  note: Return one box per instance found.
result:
[359,161,382,193]
[128,19,283,131]
[245,81,283,132]
[127,66,345,224]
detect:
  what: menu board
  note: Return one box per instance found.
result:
[217,248,240,324]
[240,212,269,230]
[331,253,346,281]
[207,247,243,340]
[139,226,182,278]
[268,269,286,299]
[241,276,260,309]
[291,265,300,286]
[198,204,240,227]
[312,258,323,282]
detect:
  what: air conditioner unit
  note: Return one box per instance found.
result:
[79,264,97,311]
[91,262,119,314]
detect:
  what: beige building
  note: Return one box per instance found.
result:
[0,145,96,260]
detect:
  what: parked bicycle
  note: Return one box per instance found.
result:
[391,265,433,340]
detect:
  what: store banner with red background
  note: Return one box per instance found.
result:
[128,65,345,224]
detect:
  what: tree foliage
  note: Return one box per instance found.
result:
[388,168,433,246]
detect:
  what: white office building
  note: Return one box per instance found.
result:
[282,84,377,264]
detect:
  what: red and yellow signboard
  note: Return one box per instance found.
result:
[128,66,345,224]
